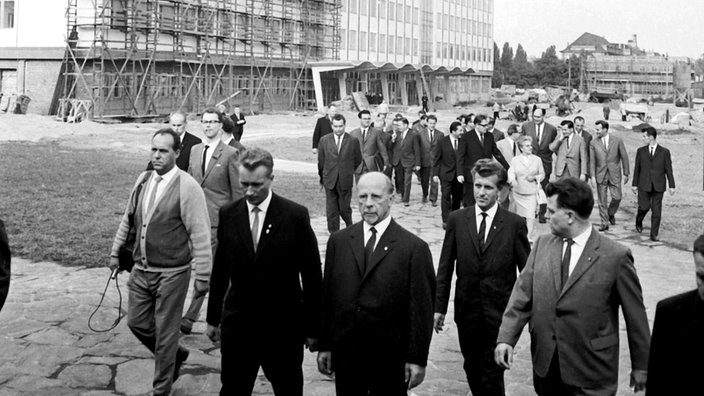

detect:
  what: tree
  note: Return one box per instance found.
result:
[534,45,568,86]
[492,41,502,87]
[500,42,514,85]
[511,44,532,87]
[694,53,704,80]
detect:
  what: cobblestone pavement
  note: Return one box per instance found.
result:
[0,176,695,395]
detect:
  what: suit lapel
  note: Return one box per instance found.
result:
[348,224,365,275]
[191,144,204,181]
[203,141,223,180]
[560,229,601,298]
[254,195,284,260]
[363,220,397,280]
[235,201,256,258]
[483,208,504,252]
[464,207,481,252]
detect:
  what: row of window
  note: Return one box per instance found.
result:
[437,42,490,63]
[438,14,490,37]
[1,0,14,29]
[344,0,492,15]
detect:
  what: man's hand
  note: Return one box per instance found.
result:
[630,369,647,393]
[312,148,317,155]
[433,313,445,333]
[405,363,425,389]
[632,186,638,194]
[433,176,439,183]
[205,324,220,343]
[669,188,676,196]
[494,343,514,369]
[624,175,630,184]
[317,351,333,376]
[108,256,120,272]
[305,337,318,352]
[457,175,465,184]
[194,279,209,294]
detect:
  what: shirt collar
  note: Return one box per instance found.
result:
[203,137,220,147]
[649,143,658,150]
[571,225,592,247]
[476,202,498,219]
[246,189,273,214]
[156,164,179,184]
[364,215,392,236]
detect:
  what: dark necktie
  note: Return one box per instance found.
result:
[336,136,341,152]
[454,138,457,151]
[479,133,484,146]
[537,125,542,145]
[650,147,654,158]
[364,226,377,273]
[512,141,516,156]
[202,145,210,175]
[478,212,487,250]
[363,129,367,142]
[566,136,571,150]
[251,206,261,252]
[561,238,575,289]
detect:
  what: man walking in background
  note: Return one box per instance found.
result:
[147,111,201,171]
[181,108,243,334]
[549,120,588,181]
[521,108,557,222]
[632,126,675,242]
[433,120,464,229]
[318,114,362,233]
[390,117,421,207]
[418,114,443,205]
[230,105,246,142]
[312,105,336,154]
[110,128,211,396]
[590,120,629,231]
[349,110,389,181]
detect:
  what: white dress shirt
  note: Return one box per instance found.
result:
[649,143,658,156]
[246,189,273,243]
[475,203,498,243]
[363,215,392,251]
[563,225,592,276]
[143,165,178,215]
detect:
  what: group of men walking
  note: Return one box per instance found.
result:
[108,103,684,396]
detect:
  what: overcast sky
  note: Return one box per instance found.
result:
[493,0,703,59]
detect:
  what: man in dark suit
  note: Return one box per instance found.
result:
[0,219,10,312]
[496,177,650,396]
[229,105,246,142]
[318,172,436,395]
[349,110,389,181]
[590,120,629,231]
[318,114,362,233]
[573,116,593,180]
[147,112,201,171]
[312,105,336,154]
[418,115,443,205]
[457,115,509,207]
[433,121,464,229]
[390,117,421,207]
[206,147,322,395]
[521,108,557,222]
[632,126,675,242]
[646,233,704,395]
[435,159,530,396]
[181,108,243,334]
[488,117,504,142]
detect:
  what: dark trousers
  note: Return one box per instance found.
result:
[394,164,414,203]
[325,180,353,233]
[127,268,190,395]
[333,345,407,396]
[462,172,475,207]
[534,351,617,396]
[441,177,463,223]
[636,187,664,238]
[420,166,438,202]
[220,323,303,396]
[458,324,505,396]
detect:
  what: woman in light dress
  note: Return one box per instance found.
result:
[507,135,545,241]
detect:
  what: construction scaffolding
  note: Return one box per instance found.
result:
[56,0,341,119]
[585,54,674,96]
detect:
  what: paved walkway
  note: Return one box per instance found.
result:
[0,182,696,395]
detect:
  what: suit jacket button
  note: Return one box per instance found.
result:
[355,306,361,313]
[552,335,556,340]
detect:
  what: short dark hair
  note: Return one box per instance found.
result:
[202,107,224,123]
[694,234,704,255]
[458,114,471,124]
[450,121,463,133]
[473,114,488,125]
[358,110,371,118]
[427,114,438,122]
[545,177,594,219]
[152,128,181,151]
[239,147,274,176]
[560,120,574,129]
[595,120,609,130]
[332,113,346,124]
[506,124,519,136]
[398,117,409,126]
[419,114,427,121]
[574,115,585,123]
[471,159,508,188]
[643,126,657,139]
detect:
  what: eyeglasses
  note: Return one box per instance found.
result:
[202,120,221,124]
[479,123,489,127]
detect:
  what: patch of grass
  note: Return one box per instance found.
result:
[249,136,317,163]
[0,141,323,267]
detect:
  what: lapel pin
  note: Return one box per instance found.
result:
[588,257,592,261]
[266,229,270,234]
[384,246,388,251]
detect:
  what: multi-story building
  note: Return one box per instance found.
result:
[0,0,493,117]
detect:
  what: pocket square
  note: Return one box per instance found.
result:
[216,164,222,167]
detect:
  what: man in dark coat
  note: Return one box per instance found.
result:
[646,233,704,395]
[311,105,336,154]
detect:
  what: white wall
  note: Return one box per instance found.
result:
[0,0,66,47]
